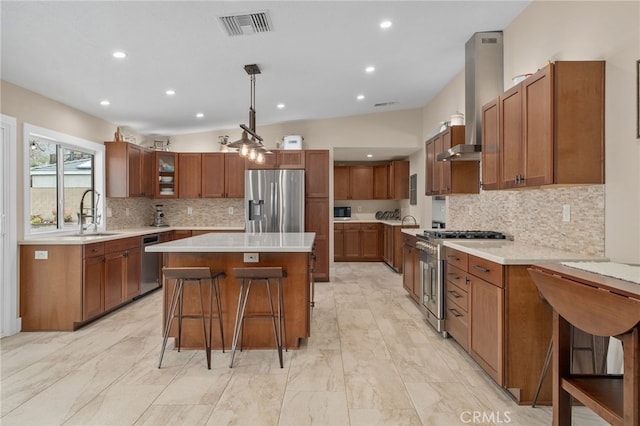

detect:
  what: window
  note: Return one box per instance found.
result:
[23,124,105,237]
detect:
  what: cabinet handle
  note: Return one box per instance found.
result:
[124,251,129,258]
[448,290,461,299]
[447,255,459,261]
[447,273,460,281]
[448,308,462,317]
[473,265,490,273]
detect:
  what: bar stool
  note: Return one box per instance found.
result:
[158,267,225,369]
[230,267,286,368]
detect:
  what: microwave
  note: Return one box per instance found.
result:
[334,206,351,220]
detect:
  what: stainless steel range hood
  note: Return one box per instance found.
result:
[437,32,503,162]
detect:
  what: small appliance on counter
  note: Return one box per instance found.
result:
[334,206,351,220]
[151,204,169,227]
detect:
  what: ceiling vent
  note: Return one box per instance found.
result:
[219,11,273,36]
[374,101,397,107]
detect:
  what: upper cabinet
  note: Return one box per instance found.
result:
[482,61,605,190]
[246,150,306,170]
[154,152,178,198]
[425,126,479,196]
[224,153,246,198]
[105,142,153,198]
[305,150,329,198]
[334,161,410,200]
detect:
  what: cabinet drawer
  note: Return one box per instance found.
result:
[468,255,504,288]
[105,236,139,254]
[84,242,105,258]
[402,233,417,247]
[445,248,468,270]
[446,297,469,351]
[361,223,380,231]
[446,264,468,290]
[446,279,468,312]
[343,223,361,231]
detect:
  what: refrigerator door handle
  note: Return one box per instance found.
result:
[271,181,278,231]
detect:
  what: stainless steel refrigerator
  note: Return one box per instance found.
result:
[245,169,305,233]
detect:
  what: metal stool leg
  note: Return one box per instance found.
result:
[158,278,183,368]
[265,278,283,368]
[277,277,287,352]
[212,276,225,353]
[230,280,251,368]
[198,279,211,369]
[532,338,553,407]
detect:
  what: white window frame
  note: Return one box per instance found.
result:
[23,123,105,238]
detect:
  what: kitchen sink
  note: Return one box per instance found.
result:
[70,232,119,237]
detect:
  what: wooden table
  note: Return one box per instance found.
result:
[529,263,640,426]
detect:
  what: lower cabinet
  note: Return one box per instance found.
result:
[383,225,418,272]
[445,247,552,405]
[83,252,105,321]
[401,233,420,302]
[334,222,382,261]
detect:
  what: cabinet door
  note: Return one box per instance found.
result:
[469,275,504,385]
[305,150,329,198]
[224,153,245,198]
[350,166,373,200]
[202,153,225,198]
[382,225,392,265]
[343,224,361,258]
[373,165,388,199]
[277,150,305,169]
[425,140,435,195]
[482,98,500,190]
[125,247,141,300]
[433,134,445,194]
[178,153,202,198]
[127,144,143,197]
[305,198,329,280]
[83,256,104,320]
[361,224,381,259]
[104,252,125,311]
[441,130,452,194]
[334,223,345,259]
[247,151,277,169]
[141,149,153,197]
[333,166,350,200]
[499,84,524,189]
[402,244,414,297]
[412,246,421,300]
[389,161,409,199]
[155,152,178,198]
[522,66,553,186]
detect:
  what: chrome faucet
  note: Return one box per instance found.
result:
[78,189,101,234]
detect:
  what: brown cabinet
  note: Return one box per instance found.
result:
[177,153,202,198]
[383,224,415,273]
[483,61,605,190]
[445,247,553,405]
[388,160,410,200]
[334,222,382,261]
[103,237,141,311]
[425,126,479,195]
[202,153,226,198]
[481,98,500,190]
[105,142,153,198]
[350,166,374,200]
[154,152,178,198]
[360,223,382,259]
[83,245,105,321]
[333,166,350,200]
[334,223,345,259]
[277,150,306,169]
[373,165,388,199]
[401,233,420,302]
[224,153,245,198]
[343,223,361,259]
[304,150,330,281]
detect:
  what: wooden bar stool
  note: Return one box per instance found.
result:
[158,267,225,369]
[230,267,286,368]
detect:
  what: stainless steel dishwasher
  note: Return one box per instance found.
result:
[141,234,160,295]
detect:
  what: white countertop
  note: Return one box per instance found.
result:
[334,219,418,226]
[146,232,316,253]
[444,240,608,265]
[18,226,245,245]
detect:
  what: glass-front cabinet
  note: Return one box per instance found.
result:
[154,152,177,198]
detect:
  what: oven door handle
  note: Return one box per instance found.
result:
[422,261,430,302]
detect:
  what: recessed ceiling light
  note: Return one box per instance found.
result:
[165,89,176,96]
[277,103,285,109]
[367,154,373,158]
[365,66,375,73]
[380,20,392,29]
[112,51,127,59]
[100,100,110,106]
[196,113,204,118]
[357,95,365,101]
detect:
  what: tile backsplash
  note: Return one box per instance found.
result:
[447,185,605,256]
[106,198,245,229]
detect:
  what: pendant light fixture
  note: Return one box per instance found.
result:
[227,64,270,164]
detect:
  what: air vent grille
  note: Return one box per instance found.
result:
[219,11,273,36]
[374,101,397,107]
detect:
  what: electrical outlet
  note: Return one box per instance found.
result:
[357,206,362,212]
[228,207,234,215]
[34,250,48,260]
[187,207,193,215]
[562,204,571,222]
[125,208,130,217]
[106,207,113,218]
[243,252,259,263]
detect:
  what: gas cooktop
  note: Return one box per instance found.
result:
[417,230,506,240]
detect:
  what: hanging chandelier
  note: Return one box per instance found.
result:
[227,64,270,164]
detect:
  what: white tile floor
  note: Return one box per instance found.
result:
[1,262,607,425]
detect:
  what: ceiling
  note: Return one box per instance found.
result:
[1,1,529,142]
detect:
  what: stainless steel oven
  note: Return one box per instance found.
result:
[416,238,447,337]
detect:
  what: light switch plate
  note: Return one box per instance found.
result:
[562,204,571,222]
[243,253,259,263]
[228,207,234,215]
[187,207,193,215]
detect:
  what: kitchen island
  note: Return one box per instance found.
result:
[146,232,316,350]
